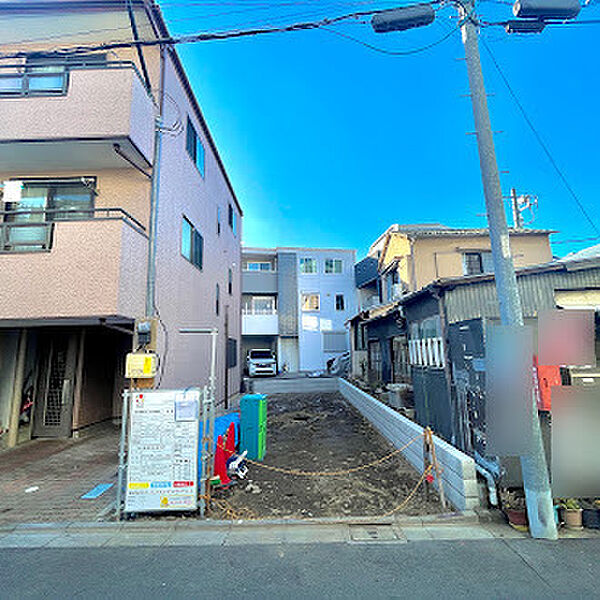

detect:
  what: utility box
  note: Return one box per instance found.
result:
[240,394,267,461]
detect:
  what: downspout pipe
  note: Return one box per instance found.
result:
[476,463,498,507]
[474,451,500,506]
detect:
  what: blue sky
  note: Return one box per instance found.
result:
[159,1,599,259]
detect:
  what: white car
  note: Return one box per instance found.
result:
[247,349,277,377]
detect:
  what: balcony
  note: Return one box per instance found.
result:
[0,62,155,172]
[242,309,279,336]
[242,269,278,294]
[0,209,148,322]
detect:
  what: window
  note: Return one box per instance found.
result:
[301,293,320,312]
[2,179,95,251]
[186,116,205,177]
[391,336,410,383]
[215,283,220,315]
[0,54,108,98]
[354,323,368,351]
[463,251,493,276]
[227,338,238,369]
[228,267,233,295]
[300,258,317,274]
[246,296,275,315]
[228,204,237,236]
[368,340,382,383]
[217,206,221,236]
[325,259,343,274]
[246,262,272,272]
[335,294,345,311]
[181,216,203,270]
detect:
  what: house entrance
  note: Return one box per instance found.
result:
[32,331,78,438]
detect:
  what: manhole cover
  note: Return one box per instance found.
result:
[349,524,398,543]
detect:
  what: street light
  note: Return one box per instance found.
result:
[513,0,581,20]
[371,5,436,33]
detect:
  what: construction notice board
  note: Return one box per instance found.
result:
[125,389,200,513]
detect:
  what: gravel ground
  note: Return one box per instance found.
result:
[210,392,442,519]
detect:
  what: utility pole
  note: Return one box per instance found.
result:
[511,188,523,229]
[458,0,557,539]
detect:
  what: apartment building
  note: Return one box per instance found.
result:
[349,224,555,385]
[242,247,357,372]
[0,1,242,449]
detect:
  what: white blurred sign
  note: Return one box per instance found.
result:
[2,180,23,203]
[125,389,200,513]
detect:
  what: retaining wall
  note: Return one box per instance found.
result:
[338,379,480,511]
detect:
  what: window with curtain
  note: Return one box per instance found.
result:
[300,258,317,274]
[301,293,320,311]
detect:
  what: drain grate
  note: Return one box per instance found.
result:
[349,524,398,543]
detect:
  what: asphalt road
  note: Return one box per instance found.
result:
[2,538,599,599]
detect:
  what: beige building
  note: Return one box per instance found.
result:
[361,224,554,309]
[0,1,242,448]
[350,224,555,385]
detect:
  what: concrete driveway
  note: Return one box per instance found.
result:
[0,423,119,525]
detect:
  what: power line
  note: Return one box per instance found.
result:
[0,4,442,60]
[321,22,459,55]
[480,37,600,237]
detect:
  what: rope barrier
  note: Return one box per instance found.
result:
[216,432,424,478]
[382,464,434,517]
[201,431,437,521]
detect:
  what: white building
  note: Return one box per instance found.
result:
[242,247,357,372]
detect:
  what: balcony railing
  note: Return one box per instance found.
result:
[242,308,278,316]
[0,207,146,253]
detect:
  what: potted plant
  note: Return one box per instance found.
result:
[560,498,583,530]
[582,499,600,530]
[502,490,528,532]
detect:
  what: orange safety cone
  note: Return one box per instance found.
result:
[224,422,236,462]
[213,434,231,486]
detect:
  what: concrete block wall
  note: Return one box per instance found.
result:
[249,377,339,395]
[338,379,480,511]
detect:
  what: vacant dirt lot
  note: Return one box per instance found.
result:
[211,392,441,519]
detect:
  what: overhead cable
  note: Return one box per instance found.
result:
[480,37,600,237]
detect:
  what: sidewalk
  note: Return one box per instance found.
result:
[0,423,119,526]
[1,510,599,548]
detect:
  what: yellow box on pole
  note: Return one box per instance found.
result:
[125,352,159,379]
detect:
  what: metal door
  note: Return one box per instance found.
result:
[32,332,78,438]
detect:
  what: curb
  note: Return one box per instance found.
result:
[0,509,483,534]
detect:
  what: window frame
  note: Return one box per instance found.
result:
[185,116,205,178]
[325,258,343,274]
[301,293,320,312]
[463,251,484,276]
[335,293,345,311]
[245,261,272,272]
[228,203,237,236]
[300,257,317,274]
[215,283,220,315]
[181,215,203,271]
[228,267,233,295]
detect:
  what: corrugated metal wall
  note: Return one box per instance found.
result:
[444,267,600,324]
